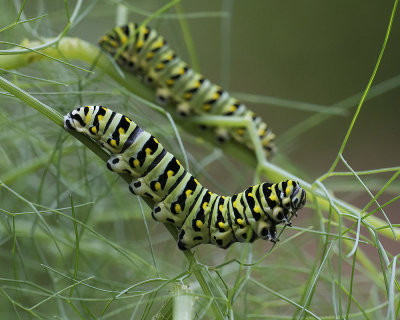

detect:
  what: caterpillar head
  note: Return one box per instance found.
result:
[279,180,306,224]
[99,24,140,73]
[290,182,307,212]
[268,180,306,225]
[99,25,129,55]
[64,107,87,132]
[280,180,306,212]
[64,106,104,142]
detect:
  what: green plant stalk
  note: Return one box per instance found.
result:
[327,0,398,175]
[1,38,399,242]
[0,74,225,320]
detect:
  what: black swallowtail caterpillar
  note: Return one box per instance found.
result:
[99,23,276,159]
[64,106,306,250]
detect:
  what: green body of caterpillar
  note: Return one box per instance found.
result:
[64,106,306,250]
[99,23,276,158]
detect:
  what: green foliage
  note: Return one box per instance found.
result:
[0,0,399,319]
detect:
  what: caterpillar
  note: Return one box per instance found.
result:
[64,106,306,250]
[99,23,276,159]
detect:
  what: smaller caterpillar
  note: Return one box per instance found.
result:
[64,106,306,250]
[99,22,276,159]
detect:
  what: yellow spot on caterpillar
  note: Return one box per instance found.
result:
[118,127,125,135]
[208,191,212,195]
[237,128,245,135]
[253,206,261,213]
[145,148,152,155]
[146,52,155,59]
[221,196,226,199]
[185,190,193,197]
[120,34,127,44]
[184,92,192,100]
[288,180,293,186]
[237,218,243,225]
[125,117,131,123]
[154,182,161,191]
[110,139,117,147]
[110,40,118,47]
[213,92,220,99]
[90,127,97,134]
[263,140,271,146]
[270,194,278,202]
[247,192,253,197]
[202,202,208,210]
[194,178,199,184]
[230,105,237,112]
[166,78,174,86]
[203,104,211,111]
[258,129,266,136]
[285,187,292,195]
[136,40,144,49]
[233,200,237,208]
[175,204,182,213]
[153,138,159,144]
[167,170,174,178]
[176,159,181,166]
[85,112,91,124]
[179,68,185,75]
[133,159,140,167]
[219,205,223,212]
[195,80,201,88]
[196,220,203,228]
[218,222,225,229]
[157,63,165,70]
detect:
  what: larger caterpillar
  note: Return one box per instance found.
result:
[64,106,306,250]
[99,23,276,159]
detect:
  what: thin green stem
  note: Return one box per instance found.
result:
[327,0,398,174]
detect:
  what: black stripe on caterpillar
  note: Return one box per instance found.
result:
[64,106,306,250]
[99,23,276,159]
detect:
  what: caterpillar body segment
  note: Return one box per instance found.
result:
[99,23,276,158]
[64,106,306,250]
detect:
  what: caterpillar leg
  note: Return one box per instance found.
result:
[156,87,171,105]
[256,219,278,241]
[209,220,237,249]
[215,127,230,143]
[176,102,191,117]
[151,174,202,227]
[177,190,216,250]
[106,154,135,176]
[208,197,236,248]
[128,179,155,200]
